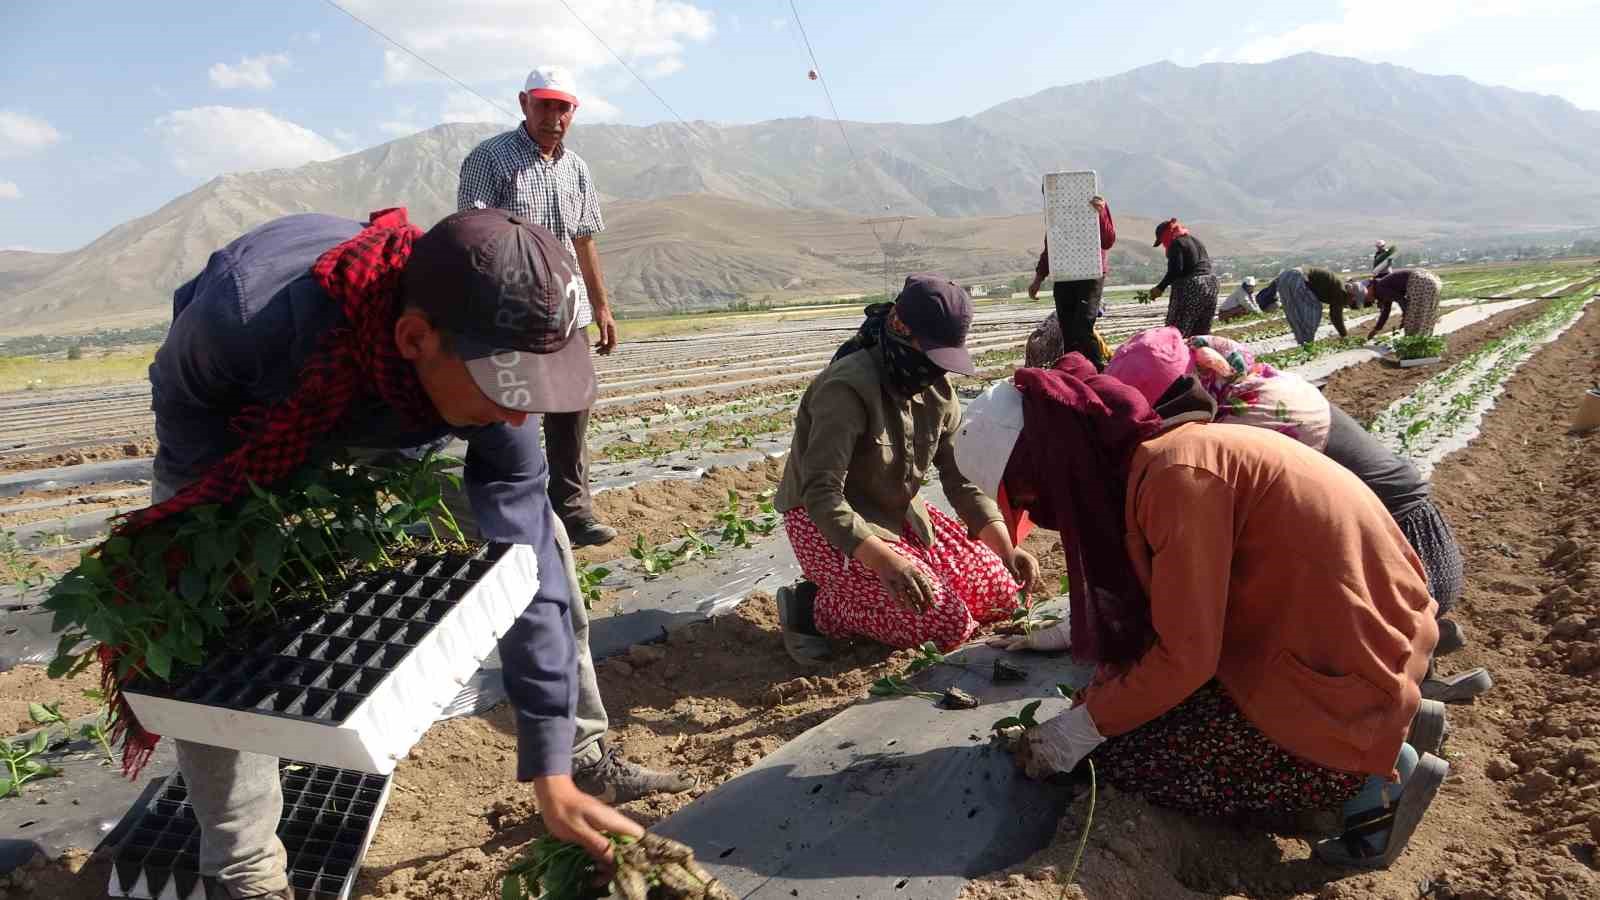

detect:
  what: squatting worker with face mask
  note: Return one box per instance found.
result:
[143,209,690,899]
[771,275,1041,665]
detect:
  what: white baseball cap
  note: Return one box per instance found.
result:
[524,65,579,107]
[955,380,1025,504]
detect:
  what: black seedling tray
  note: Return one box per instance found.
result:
[108,760,392,900]
[130,543,507,725]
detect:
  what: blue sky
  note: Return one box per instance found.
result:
[2,0,1598,251]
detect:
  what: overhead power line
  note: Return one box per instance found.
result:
[321,0,520,122]
[553,0,700,135]
[787,0,861,173]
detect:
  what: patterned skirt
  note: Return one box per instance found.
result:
[1093,681,1366,818]
[1394,499,1463,615]
[1401,270,1443,337]
[783,506,1019,651]
[1164,274,1221,338]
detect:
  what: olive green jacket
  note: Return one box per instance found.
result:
[774,348,1003,555]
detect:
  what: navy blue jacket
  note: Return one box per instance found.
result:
[149,213,577,779]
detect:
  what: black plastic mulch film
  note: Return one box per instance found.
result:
[132,543,509,724]
[112,761,390,900]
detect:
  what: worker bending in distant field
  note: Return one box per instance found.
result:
[1103,327,1491,702]
[1025,194,1118,369]
[773,275,1039,664]
[1365,268,1445,339]
[1270,265,1353,345]
[1216,275,1261,322]
[958,356,1449,868]
[1148,218,1219,337]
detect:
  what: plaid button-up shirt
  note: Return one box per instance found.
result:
[458,126,604,327]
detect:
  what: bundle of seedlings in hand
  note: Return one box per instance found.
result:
[39,450,465,769]
[502,832,734,900]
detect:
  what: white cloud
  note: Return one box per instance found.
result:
[1230,1,1591,63]
[441,90,513,125]
[153,107,343,179]
[343,0,713,120]
[209,53,291,89]
[769,17,788,30]
[0,181,20,200]
[0,110,64,158]
[378,120,423,136]
[647,57,685,78]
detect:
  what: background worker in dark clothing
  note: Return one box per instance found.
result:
[1148,217,1219,337]
[1028,195,1117,369]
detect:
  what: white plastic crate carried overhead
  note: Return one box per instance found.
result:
[124,543,537,774]
[1043,170,1102,283]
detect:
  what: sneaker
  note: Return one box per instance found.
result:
[572,740,695,803]
[1405,699,1448,756]
[776,581,834,666]
[1435,618,1466,656]
[565,519,618,548]
[1421,667,1493,703]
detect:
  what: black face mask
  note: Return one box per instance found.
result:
[880,333,947,396]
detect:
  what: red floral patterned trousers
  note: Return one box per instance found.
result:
[783,506,1020,651]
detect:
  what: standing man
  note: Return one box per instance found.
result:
[459,65,617,548]
[142,208,694,899]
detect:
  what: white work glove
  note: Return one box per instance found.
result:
[1018,704,1105,781]
[988,618,1071,653]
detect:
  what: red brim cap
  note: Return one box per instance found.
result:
[528,88,579,108]
[924,344,978,377]
[998,484,1035,547]
[461,333,597,414]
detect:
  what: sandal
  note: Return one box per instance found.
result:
[1314,753,1448,869]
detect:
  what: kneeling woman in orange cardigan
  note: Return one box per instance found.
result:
[955,354,1446,868]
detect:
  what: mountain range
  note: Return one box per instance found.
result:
[4,53,1598,331]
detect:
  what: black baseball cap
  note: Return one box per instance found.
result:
[1153,220,1173,247]
[403,208,597,413]
[893,273,976,376]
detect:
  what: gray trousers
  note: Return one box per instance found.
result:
[154,463,607,897]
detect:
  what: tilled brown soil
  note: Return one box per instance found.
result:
[1324,300,1552,425]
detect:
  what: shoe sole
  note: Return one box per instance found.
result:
[1405,699,1448,756]
[1315,753,1448,869]
[1420,668,1493,703]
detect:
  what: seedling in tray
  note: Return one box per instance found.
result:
[502,832,733,900]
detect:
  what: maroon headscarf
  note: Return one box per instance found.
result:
[1005,354,1164,666]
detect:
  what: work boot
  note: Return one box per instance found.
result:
[777,581,834,666]
[565,519,618,548]
[572,740,695,803]
[1435,618,1466,655]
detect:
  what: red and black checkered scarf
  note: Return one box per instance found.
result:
[103,208,443,777]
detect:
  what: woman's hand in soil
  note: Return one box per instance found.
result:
[988,618,1071,653]
[532,775,645,863]
[880,559,938,612]
[853,538,938,611]
[1003,547,1041,591]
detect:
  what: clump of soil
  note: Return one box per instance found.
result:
[0,439,156,473]
[0,665,99,737]
[578,457,786,569]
